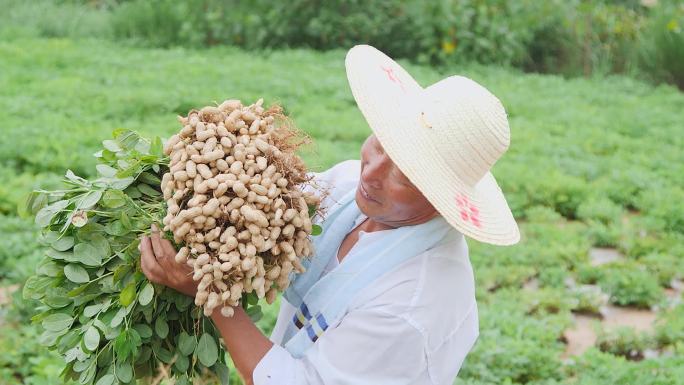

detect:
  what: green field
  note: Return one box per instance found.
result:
[1,36,684,384]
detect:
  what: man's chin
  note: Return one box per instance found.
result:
[354,190,379,217]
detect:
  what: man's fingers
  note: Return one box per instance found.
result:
[151,223,180,268]
[158,238,182,270]
[150,224,165,260]
[140,236,165,281]
[161,238,177,257]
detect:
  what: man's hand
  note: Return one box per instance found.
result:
[140,224,197,297]
[141,225,273,384]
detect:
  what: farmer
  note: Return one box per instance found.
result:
[140,45,520,384]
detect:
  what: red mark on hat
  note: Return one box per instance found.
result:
[381,65,406,92]
[456,193,481,228]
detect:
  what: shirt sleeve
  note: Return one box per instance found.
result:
[427,302,479,382]
[253,306,427,385]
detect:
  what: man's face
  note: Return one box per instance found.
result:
[355,135,438,227]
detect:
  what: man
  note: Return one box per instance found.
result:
[141,44,520,384]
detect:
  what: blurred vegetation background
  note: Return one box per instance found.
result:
[1,0,683,384]
[1,0,683,88]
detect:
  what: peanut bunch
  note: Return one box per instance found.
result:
[161,99,320,317]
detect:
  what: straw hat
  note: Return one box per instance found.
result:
[345,44,520,246]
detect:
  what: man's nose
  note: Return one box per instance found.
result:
[362,156,388,190]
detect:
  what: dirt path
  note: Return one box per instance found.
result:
[0,284,19,306]
[562,305,658,358]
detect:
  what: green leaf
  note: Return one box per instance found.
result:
[129,327,142,346]
[113,265,131,282]
[21,191,48,218]
[104,220,127,236]
[101,189,126,208]
[90,234,111,259]
[116,160,142,178]
[120,211,133,230]
[311,224,323,236]
[246,291,258,306]
[133,324,153,339]
[78,362,96,384]
[35,200,69,227]
[119,282,136,306]
[102,139,121,152]
[59,328,81,351]
[99,275,116,293]
[76,222,106,240]
[114,129,140,149]
[246,304,263,322]
[154,345,174,364]
[102,176,135,190]
[113,329,141,361]
[64,264,90,283]
[174,353,189,372]
[73,243,103,267]
[154,317,169,339]
[178,332,196,356]
[134,346,151,365]
[73,356,94,372]
[96,164,118,178]
[65,346,85,363]
[84,326,100,351]
[42,313,73,332]
[138,283,154,306]
[137,143,153,156]
[83,303,103,318]
[196,333,218,367]
[137,183,161,197]
[150,136,163,157]
[95,374,116,385]
[176,375,191,385]
[65,170,88,185]
[114,333,130,361]
[97,345,113,368]
[41,231,61,245]
[139,171,161,186]
[213,363,230,385]
[123,185,142,199]
[40,328,67,346]
[37,260,64,277]
[68,283,91,297]
[44,289,71,308]
[51,199,71,211]
[174,294,193,311]
[116,360,133,383]
[46,248,72,261]
[111,307,126,328]
[52,236,75,251]
[23,276,53,300]
[78,190,103,209]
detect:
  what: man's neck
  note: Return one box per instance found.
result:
[359,218,395,233]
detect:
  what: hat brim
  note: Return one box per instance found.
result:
[345,45,520,246]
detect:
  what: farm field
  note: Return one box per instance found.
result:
[1,37,683,384]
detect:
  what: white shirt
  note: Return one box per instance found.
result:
[253,160,479,385]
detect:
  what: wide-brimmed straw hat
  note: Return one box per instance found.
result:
[345,44,520,246]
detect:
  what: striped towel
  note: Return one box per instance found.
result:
[281,186,452,357]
